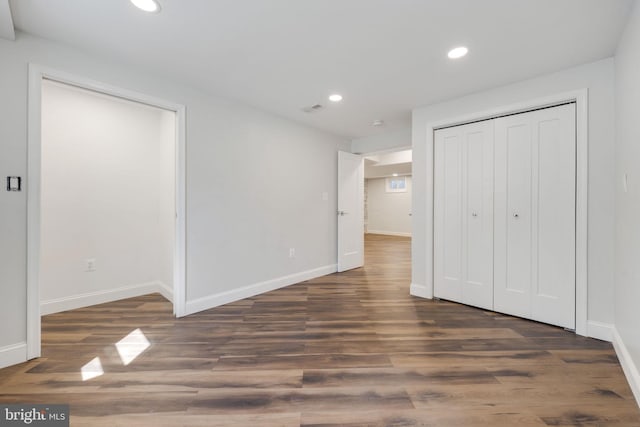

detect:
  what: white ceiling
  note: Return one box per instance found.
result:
[365,150,412,179]
[8,0,633,139]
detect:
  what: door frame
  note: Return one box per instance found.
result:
[412,89,588,336]
[26,64,187,359]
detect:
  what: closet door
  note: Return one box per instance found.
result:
[434,120,494,310]
[493,104,576,329]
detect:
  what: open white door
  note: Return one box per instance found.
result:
[337,151,364,272]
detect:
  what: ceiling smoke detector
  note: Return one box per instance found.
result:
[301,104,324,113]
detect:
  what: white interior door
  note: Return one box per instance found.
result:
[494,104,576,329]
[337,151,364,272]
[434,120,494,310]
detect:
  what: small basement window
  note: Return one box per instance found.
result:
[386,176,407,193]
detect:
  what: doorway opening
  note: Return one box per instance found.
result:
[27,66,186,359]
[364,149,412,237]
[363,148,412,268]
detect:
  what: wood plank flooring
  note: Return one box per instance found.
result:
[1,234,639,426]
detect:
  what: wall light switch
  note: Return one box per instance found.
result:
[6,176,21,192]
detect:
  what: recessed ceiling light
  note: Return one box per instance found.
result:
[328,94,343,102]
[130,0,161,13]
[392,173,399,177]
[372,119,384,127]
[448,46,468,59]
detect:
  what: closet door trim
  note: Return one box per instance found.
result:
[417,89,588,336]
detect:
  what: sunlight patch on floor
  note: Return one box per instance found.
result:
[115,328,151,366]
[81,356,104,381]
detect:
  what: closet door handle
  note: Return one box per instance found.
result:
[513,213,519,218]
[471,212,478,217]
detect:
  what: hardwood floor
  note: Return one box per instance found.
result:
[1,234,639,426]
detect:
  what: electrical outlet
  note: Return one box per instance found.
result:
[86,258,96,272]
[289,248,295,258]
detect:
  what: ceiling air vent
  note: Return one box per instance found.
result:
[301,104,324,113]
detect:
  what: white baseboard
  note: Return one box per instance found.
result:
[612,327,640,407]
[40,281,171,315]
[156,281,174,303]
[366,230,412,237]
[185,264,338,316]
[587,320,613,342]
[410,282,432,299]
[0,342,27,370]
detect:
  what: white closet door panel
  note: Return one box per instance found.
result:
[494,118,532,318]
[435,121,493,309]
[531,104,576,328]
[462,124,494,310]
[434,130,463,302]
[494,104,576,329]
[443,136,462,282]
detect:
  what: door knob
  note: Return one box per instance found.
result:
[337,210,348,216]
[472,212,478,217]
[513,213,519,218]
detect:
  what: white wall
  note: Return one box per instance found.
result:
[39,80,174,313]
[366,177,412,236]
[411,58,616,330]
[0,32,348,366]
[614,0,640,400]
[352,127,411,154]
